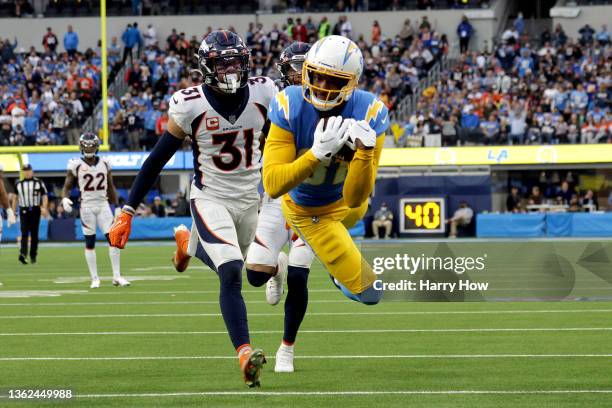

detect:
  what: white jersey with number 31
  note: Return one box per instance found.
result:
[67,157,111,207]
[169,77,276,205]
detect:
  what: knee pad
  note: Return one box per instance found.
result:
[85,235,96,250]
[288,243,315,269]
[217,259,243,288]
[246,269,270,287]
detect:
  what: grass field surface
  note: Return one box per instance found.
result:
[0,243,611,407]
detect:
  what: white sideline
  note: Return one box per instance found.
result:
[1,327,612,337]
[0,309,611,319]
[70,390,612,398]
[1,354,612,361]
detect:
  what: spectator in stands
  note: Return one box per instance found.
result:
[528,185,543,206]
[292,18,308,42]
[155,107,168,137]
[63,25,79,57]
[457,15,473,54]
[581,190,598,211]
[172,191,189,216]
[579,24,595,46]
[399,18,415,47]
[143,24,157,48]
[340,15,352,39]
[447,201,474,238]
[508,102,527,145]
[556,181,574,206]
[318,16,331,39]
[42,27,59,54]
[122,23,143,65]
[372,202,393,239]
[151,196,166,217]
[513,12,525,36]
[371,20,381,44]
[596,24,610,46]
[506,186,522,213]
[111,110,127,150]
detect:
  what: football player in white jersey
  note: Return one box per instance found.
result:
[245,42,316,373]
[61,133,129,289]
[109,31,276,387]
[1,163,17,249]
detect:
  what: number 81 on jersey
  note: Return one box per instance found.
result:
[399,198,446,234]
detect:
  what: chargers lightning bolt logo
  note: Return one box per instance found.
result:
[276,91,290,121]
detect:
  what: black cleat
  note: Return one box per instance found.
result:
[30,257,37,264]
[18,255,28,265]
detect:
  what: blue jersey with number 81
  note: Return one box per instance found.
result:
[267,85,389,207]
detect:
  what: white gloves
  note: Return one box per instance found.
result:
[311,116,350,162]
[346,119,377,149]
[6,208,16,227]
[61,197,73,213]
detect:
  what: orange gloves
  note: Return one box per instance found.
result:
[109,206,135,249]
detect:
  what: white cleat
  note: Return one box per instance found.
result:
[112,276,131,287]
[90,278,101,289]
[266,252,287,305]
[274,343,295,373]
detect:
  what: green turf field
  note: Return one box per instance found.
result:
[0,243,611,407]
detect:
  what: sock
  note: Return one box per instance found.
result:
[85,249,98,280]
[109,246,121,278]
[283,266,309,344]
[217,260,250,349]
[246,269,272,287]
[237,343,252,356]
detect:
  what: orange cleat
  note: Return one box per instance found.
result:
[172,225,191,273]
[239,347,266,388]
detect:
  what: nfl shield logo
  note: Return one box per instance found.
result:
[228,114,236,123]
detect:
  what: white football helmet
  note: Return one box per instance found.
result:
[302,35,364,111]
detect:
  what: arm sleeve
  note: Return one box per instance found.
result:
[126,131,182,208]
[262,123,320,199]
[342,134,385,208]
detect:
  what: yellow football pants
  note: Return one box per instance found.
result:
[281,196,374,294]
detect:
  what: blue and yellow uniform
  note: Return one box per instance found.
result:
[263,85,389,294]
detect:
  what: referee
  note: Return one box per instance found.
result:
[12,164,48,264]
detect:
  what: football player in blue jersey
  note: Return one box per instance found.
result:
[263,35,389,306]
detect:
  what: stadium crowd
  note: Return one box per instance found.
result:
[0,25,101,146]
[395,21,611,147]
[103,14,447,150]
[506,171,602,213]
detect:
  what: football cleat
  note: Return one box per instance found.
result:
[172,224,191,273]
[239,348,266,388]
[274,343,295,373]
[266,252,287,305]
[112,276,131,287]
[90,278,100,289]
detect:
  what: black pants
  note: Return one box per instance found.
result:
[459,37,470,53]
[20,207,41,260]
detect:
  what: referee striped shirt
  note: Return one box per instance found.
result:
[15,178,47,208]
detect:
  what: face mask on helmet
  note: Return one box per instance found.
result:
[301,36,362,111]
[197,32,250,95]
[80,134,99,159]
[302,64,355,111]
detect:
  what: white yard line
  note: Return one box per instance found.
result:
[71,390,612,398]
[0,309,611,319]
[1,327,612,336]
[0,300,348,306]
[1,354,612,362]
